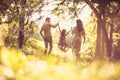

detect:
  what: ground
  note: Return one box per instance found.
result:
[0,40,120,80]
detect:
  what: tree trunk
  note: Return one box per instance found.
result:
[102,20,111,58]
[18,14,24,49]
[18,0,26,49]
[109,22,113,58]
[95,19,104,59]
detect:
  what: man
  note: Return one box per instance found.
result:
[40,17,58,54]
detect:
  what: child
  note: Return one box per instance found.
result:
[58,28,72,52]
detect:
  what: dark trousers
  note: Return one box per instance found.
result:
[44,36,52,54]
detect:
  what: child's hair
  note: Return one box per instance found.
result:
[76,19,84,32]
[61,29,66,36]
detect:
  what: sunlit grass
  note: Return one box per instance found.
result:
[0,43,120,80]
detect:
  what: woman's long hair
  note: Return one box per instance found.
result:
[76,19,84,32]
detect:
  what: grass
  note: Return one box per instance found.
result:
[0,39,120,80]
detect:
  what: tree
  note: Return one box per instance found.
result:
[0,0,44,48]
[84,0,120,59]
[53,0,120,59]
[108,2,120,60]
[18,0,26,48]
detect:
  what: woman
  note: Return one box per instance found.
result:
[72,19,85,60]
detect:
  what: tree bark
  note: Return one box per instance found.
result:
[109,21,113,57]
[18,0,26,49]
[95,19,104,59]
[85,0,114,59]
[98,17,112,58]
[18,14,24,49]
[102,20,111,58]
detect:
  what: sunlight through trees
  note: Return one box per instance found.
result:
[0,0,120,80]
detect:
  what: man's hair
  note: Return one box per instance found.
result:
[46,17,50,21]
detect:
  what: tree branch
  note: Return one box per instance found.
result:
[57,0,66,5]
[0,20,12,24]
[84,0,98,16]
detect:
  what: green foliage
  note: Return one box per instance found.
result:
[4,35,18,48]
[0,47,27,72]
[24,21,39,39]
[0,24,8,46]
[1,0,120,79]
[22,38,44,56]
[0,0,10,14]
[3,20,40,48]
[112,33,120,60]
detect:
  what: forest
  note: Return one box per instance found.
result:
[0,0,120,80]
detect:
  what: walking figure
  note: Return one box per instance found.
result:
[72,19,85,60]
[40,17,58,54]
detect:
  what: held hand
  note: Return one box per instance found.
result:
[70,27,73,31]
[56,23,59,26]
[54,23,59,28]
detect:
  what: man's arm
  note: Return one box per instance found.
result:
[40,28,44,39]
[51,23,58,28]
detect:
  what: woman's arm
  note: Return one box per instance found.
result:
[71,27,76,34]
[82,31,85,43]
[66,29,72,35]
